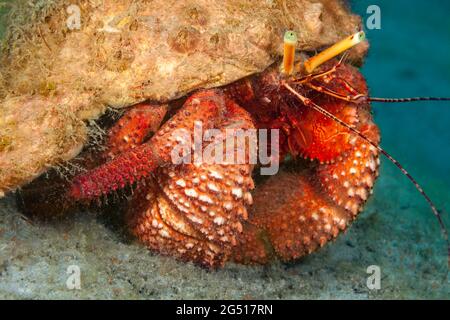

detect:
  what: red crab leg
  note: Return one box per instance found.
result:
[304,81,366,103]
[125,91,256,267]
[233,122,380,264]
[102,103,168,160]
[17,102,167,218]
[68,90,240,201]
[316,122,380,216]
[233,66,380,263]
[233,167,351,264]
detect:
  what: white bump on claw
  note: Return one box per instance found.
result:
[176,179,186,187]
[189,215,203,225]
[356,187,368,201]
[184,188,198,198]
[159,230,170,238]
[214,216,225,225]
[186,242,194,249]
[223,202,233,211]
[347,188,355,197]
[231,188,243,199]
[207,182,220,192]
[209,170,223,180]
[244,192,253,205]
[368,159,376,172]
[364,174,374,188]
[199,194,214,204]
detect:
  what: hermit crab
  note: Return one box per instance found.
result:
[1,0,449,268]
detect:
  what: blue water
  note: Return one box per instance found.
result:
[352,0,450,191]
[351,3,450,214]
[348,1,450,292]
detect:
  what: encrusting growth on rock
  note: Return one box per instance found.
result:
[0,0,365,195]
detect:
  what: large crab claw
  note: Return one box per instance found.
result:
[234,121,380,264]
[66,90,257,267]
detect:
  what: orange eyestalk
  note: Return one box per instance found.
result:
[304,31,366,73]
[282,31,297,75]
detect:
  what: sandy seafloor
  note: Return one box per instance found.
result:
[0,1,449,299]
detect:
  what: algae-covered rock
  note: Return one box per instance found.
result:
[0,0,365,195]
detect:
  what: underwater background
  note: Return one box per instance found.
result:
[0,1,448,299]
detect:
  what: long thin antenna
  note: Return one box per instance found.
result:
[284,82,450,269]
[370,97,450,103]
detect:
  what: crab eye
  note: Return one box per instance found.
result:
[284,30,298,44]
[352,31,366,43]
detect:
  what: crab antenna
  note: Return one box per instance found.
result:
[370,97,450,103]
[304,31,366,74]
[282,31,297,75]
[283,82,450,269]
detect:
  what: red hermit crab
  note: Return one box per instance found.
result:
[17,28,450,268]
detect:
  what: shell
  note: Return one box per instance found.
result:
[0,0,364,195]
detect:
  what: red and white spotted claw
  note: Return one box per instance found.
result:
[124,91,258,267]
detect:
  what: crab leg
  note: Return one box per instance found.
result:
[70,103,169,200]
[293,53,347,85]
[70,137,168,200]
[17,102,167,218]
[233,166,351,264]
[68,90,245,201]
[304,81,366,103]
[124,91,257,267]
[102,103,168,160]
[71,148,164,200]
[233,118,380,264]
[316,122,380,214]
[233,62,380,263]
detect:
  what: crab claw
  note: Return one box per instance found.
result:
[67,91,228,201]
[123,91,257,267]
[233,112,380,264]
[18,102,168,219]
